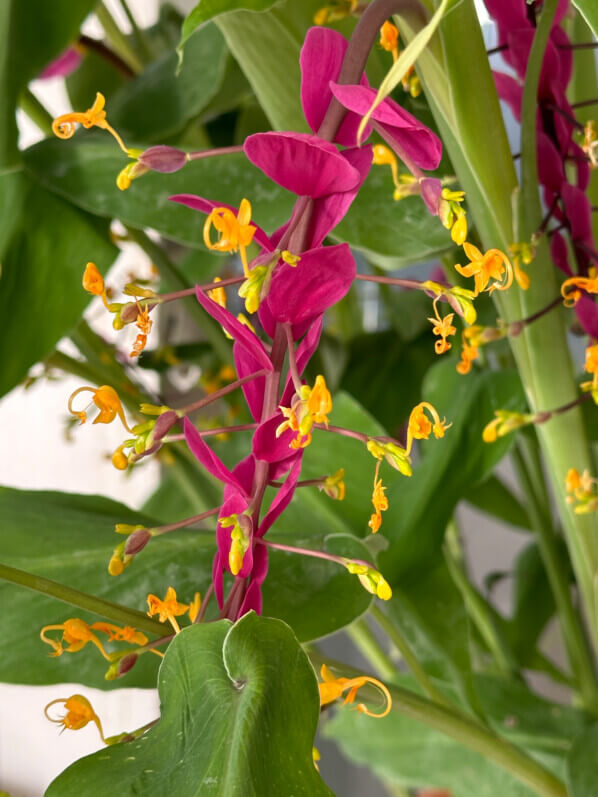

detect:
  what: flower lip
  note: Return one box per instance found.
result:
[244,132,362,198]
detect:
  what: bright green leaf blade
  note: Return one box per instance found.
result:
[0,487,214,688]
[566,722,598,796]
[179,0,284,60]
[379,360,526,580]
[47,615,333,797]
[108,23,228,143]
[0,176,117,397]
[463,474,532,532]
[0,0,96,167]
[572,1,598,39]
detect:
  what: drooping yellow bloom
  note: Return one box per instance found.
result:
[188,592,202,623]
[344,560,392,600]
[482,410,533,443]
[147,586,190,634]
[366,438,412,477]
[52,92,128,154]
[318,664,392,718]
[314,0,358,24]
[91,623,148,647]
[428,298,456,355]
[509,241,535,290]
[68,384,134,432]
[82,262,110,309]
[379,21,399,61]
[209,276,227,308]
[45,695,106,742]
[456,336,479,375]
[204,198,256,277]
[322,469,346,501]
[583,120,598,168]
[41,619,113,661]
[277,375,332,449]
[565,467,598,513]
[439,189,468,246]
[454,242,513,296]
[219,513,252,576]
[372,144,419,201]
[406,402,450,455]
[238,264,272,314]
[561,268,598,307]
[368,463,388,534]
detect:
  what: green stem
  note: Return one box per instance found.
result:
[18,88,53,136]
[125,227,234,366]
[346,618,397,681]
[117,0,153,62]
[513,439,598,712]
[310,651,567,797]
[0,563,166,636]
[444,525,519,679]
[369,603,453,709]
[95,1,144,74]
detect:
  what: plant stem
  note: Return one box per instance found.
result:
[117,0,153,62]
[512,438,598,712]
[0,563,166,636]
[369,604,453,709]
[95,1,144,74]
[78,34,135,77]
[346,618,397,681]
[309,651,568,797]
[18,89,53,136]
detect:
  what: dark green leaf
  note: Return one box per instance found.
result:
[566,722,598,796]
[573,1,598,40]
[0,0,96,167]
[0,177,117,397]
[47,614,333,797]
[379,359,527,581]
[464,475,531,532]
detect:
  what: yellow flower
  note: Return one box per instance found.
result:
[52,92,128,154]
[68,384,134,431]
[188,592,202,623]
[277,375,332,449]
[220,513,252,576]
[379,21,399,61]
[147,586,190,633]
[455,242,513,296]
[482,410,532,443]
[406,402,450,455]
[41,619,113,660]
[322,469,346,501]
[45,695,106,743]
[91,623,148,647]
[314,0,358,24]
[428,298,456,355]
[318,664,392,718]
[204,198,256,277]
[509,241,535,290]
[368,471,388,534]
[344,560,392,600]
[561,268,598,307]
[208,276,227,308]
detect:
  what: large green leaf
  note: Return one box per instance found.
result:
[0,178,117,397]
[566,723,598,796]
[379,359,527,581]
[0,0,96,167]
[464,475,531,532]
[573,1,598,39]
[47,614,333,797]
[0,487,213,688]
[108,23,228,143]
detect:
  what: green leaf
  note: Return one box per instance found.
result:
[463,475,532,532]
[108,23,228,143]
[24,138,296,246]
[0,0,96,167]
[0,177,117,397]
[47,614,333,796]
[379,359,527,581]
[572,1,598,40]
[179,0,284,60]
[566,722,598,796]
[0,486,214,688]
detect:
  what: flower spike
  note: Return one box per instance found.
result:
[318,664,392,718]
[68,385,134,432]
[52,92,128,154]
[45,695,106,743]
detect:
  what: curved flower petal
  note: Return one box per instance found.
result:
[244,132,361,197]
[330,83,442,170]
[258,457,302,537]
[237,545,269,617]
[233,342,266,422]
[184,417,247,494]
[40,47,82,79]
[253,413,297,463]
[300,26,371,146]
[170,194,273,251]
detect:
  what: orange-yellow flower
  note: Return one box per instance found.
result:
[379,21,399,61]
[68,384,134,431]
[204,198,256,277]
[82,262,110,309]
[318,664,392,718]
[368,468,388,534]
[52,92,128,154]
[322,469,346,501]
[277,375,332,449]
[406,402,450,455]
[561,269,598,307]
[147,586,190,633]
[344,560,393,600]
[428,299,456,354]
[40,619,112,660]
[45,695,106,742]
[455,242,513,296]
[91,623,148,647]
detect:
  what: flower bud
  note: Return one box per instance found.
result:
[138,145,188,174]
[104,653,138,680]
[124,528,152,556]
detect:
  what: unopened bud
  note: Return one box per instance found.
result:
[138,145,188,174]
[124,528,152,555]
[105,653,138,680]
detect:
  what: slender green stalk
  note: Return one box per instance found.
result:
[117,0,153,62]
[369,603,453,708]
[346,618,397,681]
[125,227,234,365]
[0,563,166,636]
[443,528,519,679]
[513,440,598,712]
[310,651,568,797]
[18,88,53,136]
[95,1,144,74]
